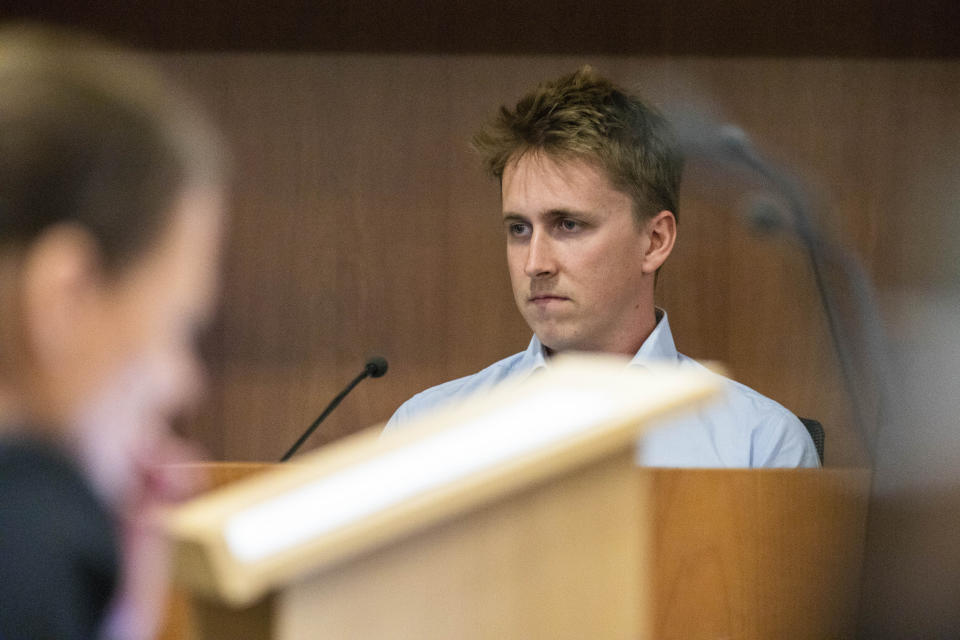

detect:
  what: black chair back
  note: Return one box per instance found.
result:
[799,417,825,464]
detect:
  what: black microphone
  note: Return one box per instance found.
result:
[280,356,389,461]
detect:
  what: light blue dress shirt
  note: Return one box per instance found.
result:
[384,311,820,468]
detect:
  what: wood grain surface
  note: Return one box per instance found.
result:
[644,468,871,639]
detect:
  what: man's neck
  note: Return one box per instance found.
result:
[543,309,661,359]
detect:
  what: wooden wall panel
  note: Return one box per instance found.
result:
[155,54,959,467]
[7,1,960,57]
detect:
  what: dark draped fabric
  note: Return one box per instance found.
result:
[0,435,118,640]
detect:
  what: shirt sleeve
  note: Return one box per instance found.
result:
[752,412,822,468]
[382,400,413,434]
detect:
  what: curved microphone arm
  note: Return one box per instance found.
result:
[280,356,389,462]
[676,119,889,461]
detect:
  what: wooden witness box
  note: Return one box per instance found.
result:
[163,357,870,639]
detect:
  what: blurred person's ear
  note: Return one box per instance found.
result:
[20,224,103,369]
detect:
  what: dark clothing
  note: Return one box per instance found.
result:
[0,437,118,640]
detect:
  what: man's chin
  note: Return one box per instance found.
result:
[532,327,578,354]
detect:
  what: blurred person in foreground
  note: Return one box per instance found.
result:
[385,67,818,468]
[0,25,226,639]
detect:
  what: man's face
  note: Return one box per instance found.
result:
[501,152,656,355]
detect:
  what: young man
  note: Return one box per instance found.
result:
[386,67,818,468]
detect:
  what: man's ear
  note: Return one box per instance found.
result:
[20,224,102,367]
[641,210,677,274]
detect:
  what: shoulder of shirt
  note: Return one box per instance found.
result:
[386,350,530,429]
[673,354,819,467]
[674,353,792,420]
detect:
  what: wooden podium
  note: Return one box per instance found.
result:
[164,357,870,639]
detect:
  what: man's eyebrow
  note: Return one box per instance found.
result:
[502,208,586,221]
[544,208,585,219]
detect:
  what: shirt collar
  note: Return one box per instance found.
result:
[631,308,679,364]
[522,308,680,374]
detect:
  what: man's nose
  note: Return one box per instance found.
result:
[524,229,557,278]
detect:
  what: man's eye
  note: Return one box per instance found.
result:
[508,222,529,236]
[559,219,579,231]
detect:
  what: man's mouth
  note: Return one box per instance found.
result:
[528,294,570,303]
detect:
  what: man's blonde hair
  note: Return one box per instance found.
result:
[472,66,682,224]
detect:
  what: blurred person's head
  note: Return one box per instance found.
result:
[472,67,681,355]
[0,25,226,503]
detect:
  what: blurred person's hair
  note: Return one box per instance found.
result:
[0,24,225,366]
[471,65,683,225]
[0,24,224,271]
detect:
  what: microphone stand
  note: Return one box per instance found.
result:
[280,358,388,461]
[682,122,890,462]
